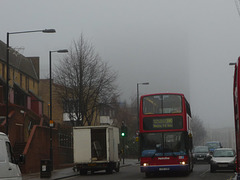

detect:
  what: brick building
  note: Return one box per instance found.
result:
[0,40,42,115]
[39,79,101,126]
[0,40,73,173]
[0,39,116,173]
[39,79,64,124]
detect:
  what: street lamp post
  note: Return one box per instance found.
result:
[49,49,68,171]
[136,82,149,161]
[5,29,56,135]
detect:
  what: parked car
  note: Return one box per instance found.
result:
[0,132,23,180]
[193,146,211,163]
[210,148,236,173]
[205,141,222,154]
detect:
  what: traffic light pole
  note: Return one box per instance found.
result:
[121,122,127,164]
[122,136,125,164]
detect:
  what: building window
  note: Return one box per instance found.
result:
[58,133,72,148]
[2,63,5,79]
[25,77,29,90]
[20,74,22,87]
[13,69,15,81]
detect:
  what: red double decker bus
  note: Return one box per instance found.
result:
[139,93,193,177]
[232,57,240,179]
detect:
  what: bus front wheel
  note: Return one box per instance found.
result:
[145,172,151,178]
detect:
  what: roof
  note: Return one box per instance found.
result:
[194,146,208,148]
[215,148,234,151]
[0,40,39,80]
[0,132,9,142]
[73,125,118,130]
[206,141,221,144]
[141,93,185,98]
[29,90,43,102]
[0,132,6,135]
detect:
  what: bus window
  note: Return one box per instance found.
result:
[143,95,182,115]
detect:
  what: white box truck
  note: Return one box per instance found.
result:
[73,126,120,175]
[0,132,22,180]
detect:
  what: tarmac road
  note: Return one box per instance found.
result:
[64,162,235,180]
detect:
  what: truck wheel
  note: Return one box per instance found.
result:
[115,162,120,172]
[106,168,113,174]
[80,169,87,175]
[145,172,151,178]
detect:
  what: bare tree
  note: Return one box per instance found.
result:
[192,115,207,146]
[54,35,118,126]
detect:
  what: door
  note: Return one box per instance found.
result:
[108,128,114,161]
[73,128,91,163]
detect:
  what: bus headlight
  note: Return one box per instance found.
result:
[180,161,186,165]
[143,163,149,167]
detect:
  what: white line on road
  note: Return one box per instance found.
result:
[199,168,209,177]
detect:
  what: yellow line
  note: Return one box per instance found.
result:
[226,174,234,180]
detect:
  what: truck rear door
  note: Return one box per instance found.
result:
[73,128,91,163]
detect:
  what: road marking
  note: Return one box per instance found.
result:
[199,168,235,180]
[199,168,209,177]
[227,175,234,180]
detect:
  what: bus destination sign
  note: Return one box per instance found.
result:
[153,118,173,129]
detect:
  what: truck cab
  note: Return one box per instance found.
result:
[0,132,22,180]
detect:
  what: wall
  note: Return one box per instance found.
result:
[8,109,25,145]
[0,103,73,174]
[21,125,58,173]
[39,79,64,124]
[21,125,73,173]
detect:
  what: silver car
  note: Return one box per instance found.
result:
[210,148,236,172]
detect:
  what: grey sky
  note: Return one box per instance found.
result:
[1,0,239,128]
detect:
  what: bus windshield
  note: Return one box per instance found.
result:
[141,132,187,157]
[142,94,182,114]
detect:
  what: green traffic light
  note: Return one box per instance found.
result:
[121,132,125,137]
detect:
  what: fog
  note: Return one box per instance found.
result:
[1,0,239,129]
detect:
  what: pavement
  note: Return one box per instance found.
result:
[22,159,139,180]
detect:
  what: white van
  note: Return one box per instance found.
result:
[0,132,22,180]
